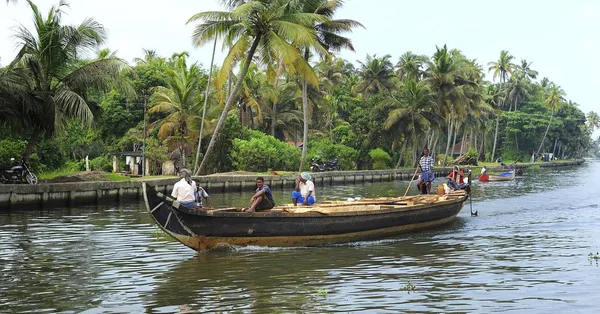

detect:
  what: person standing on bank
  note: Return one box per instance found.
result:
[171,168,196,208]
[292,172,316,206]
[417,148,435,194]
[245,177,275,212]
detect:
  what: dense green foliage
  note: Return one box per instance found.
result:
[1,0,598,177]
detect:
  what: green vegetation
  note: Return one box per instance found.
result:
[1,0,598,179]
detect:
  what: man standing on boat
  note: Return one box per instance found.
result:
[417,148,435,194]
[245,177,275,212]
[292,172,316,206]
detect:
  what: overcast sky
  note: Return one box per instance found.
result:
[1,0,598,136]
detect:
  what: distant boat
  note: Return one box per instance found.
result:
[143,183,468,251]
[478,170,515,182]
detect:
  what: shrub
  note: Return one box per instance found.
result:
[307,139,358,171]
[90,155,113,172]
[369,148,392,170]
[0,139,26,165]
[231,130,300,171]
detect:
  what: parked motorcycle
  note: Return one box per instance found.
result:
[309,158,341,172]
[323,158,341,171]
[309,158,325,172]
[0,158,38,184]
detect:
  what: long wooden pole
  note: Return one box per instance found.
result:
[403,164,420,197]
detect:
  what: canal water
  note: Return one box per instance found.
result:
[1,161,599,313]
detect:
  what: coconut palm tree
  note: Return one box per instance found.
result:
[517,59,538,82]
[356,54,396,98]
[188,0,324,174]
[8,0,127,161]
[296,0,363,171]
[586,111,600,133]
[487,50,516,161]
[148,55,203,168]
[536,84,566,155]
[396,51,428,82]
[506,73,529,112]
[384,80,440,167]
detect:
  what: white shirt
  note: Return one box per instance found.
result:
[171,178,195,202]
[300,180,316,201]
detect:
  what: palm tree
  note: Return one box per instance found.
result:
[384,80,440,167]
[517,59,538,82]
[296,0,363,171]
[506,73,529,112]
[148,56,203,168]
[586,111,600,133]
[8,0,127,161]
[536,84,566,155]
[396,51,428,82]
[356,54,396,98]
[188,0,324,174]
[487,50,516,161]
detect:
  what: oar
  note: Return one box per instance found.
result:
[404,164,420,197]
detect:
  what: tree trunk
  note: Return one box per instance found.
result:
[299,49,311,172]
[443,119,453,167]
[491,114,500,162]
[515,132,519,153]
[198,35,261,175]
[193,36,217,175]
[299,79,309,172]
[23,133,40,163]
[552,138,558,156]
[395,138,408,169]
[451,124,458,159]
[536,107,554,155]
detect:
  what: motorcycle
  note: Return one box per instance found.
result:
[0,158,38,184]
[323,158,341,171]
[309,158,325,172]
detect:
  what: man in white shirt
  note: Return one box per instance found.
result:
[171,169,195,208]
[291,172,316,206]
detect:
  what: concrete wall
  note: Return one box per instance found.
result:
[0,160,584,209]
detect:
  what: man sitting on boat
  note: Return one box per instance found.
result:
[194,180,210,208]
[417,148,435,194]
[447,166,469,191]
[171,168,196,208]
[244,176,275,212]
[292,172,316,206]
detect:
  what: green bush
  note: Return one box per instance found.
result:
[369,148,392,169]
[307,139,358,171]
[0,139,26,165]
[90,155,113,172]
[436,153,452,165]
[331,125,357,146]
[231,130,300,171]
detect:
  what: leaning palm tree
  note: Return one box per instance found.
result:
[8,0,127,161]
[487,50,516,161]
[536,84,566,155]
[188,0,324,174]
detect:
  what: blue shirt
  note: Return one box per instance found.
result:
[256,184,275,205]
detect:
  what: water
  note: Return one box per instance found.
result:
[1,162,600,313]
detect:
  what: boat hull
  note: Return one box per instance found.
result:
[143,183,466,251]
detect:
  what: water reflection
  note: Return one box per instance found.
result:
[1,161,599,313]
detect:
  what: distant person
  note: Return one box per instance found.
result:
[417,148,435,194]
[244,177,275,212]
[194,180,210,208]
[530,152,535,163]
[292,172,316,206]
[171,168,195,208]
[447,166,469,191]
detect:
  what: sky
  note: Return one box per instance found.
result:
[0,0,598,136]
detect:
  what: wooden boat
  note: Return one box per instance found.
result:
[478,170,515,182]
[142,183,468,251]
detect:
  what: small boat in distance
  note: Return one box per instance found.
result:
[143,183,468,251]
[478,168,515,182]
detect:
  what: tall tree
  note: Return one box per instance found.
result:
[536,84,565,155]
[487,50,516,161]
[586,111,600,133]
[517,59,538,82]
[7,0,127,161]
[396,51,427,82]
[297,0,363,171]
[356,54,395,98]
[188,0,323,174]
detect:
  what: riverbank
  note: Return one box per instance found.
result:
[0,160,585,209]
